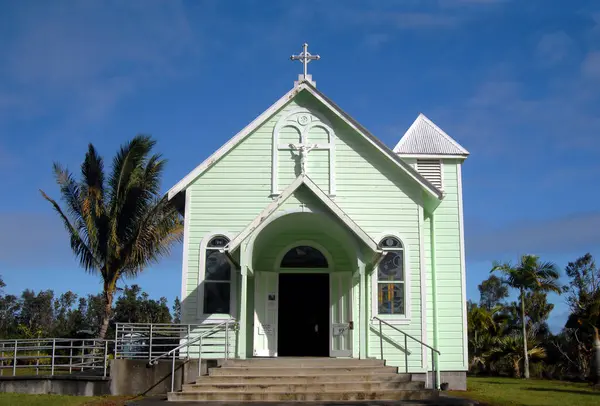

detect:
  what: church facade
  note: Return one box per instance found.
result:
[167,49,469,389]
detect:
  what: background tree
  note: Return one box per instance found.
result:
[0,276,20,338]
[479,275,509,310]
[113,285,172,324]
[172,297,181,324]
[0,277,177,340]
[40,135,183,338]
[492,254,561,379]
[563,253,600,385]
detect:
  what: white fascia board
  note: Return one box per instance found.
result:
[167,85,304,200]
[303,86,442,200]
[226,174,379,253]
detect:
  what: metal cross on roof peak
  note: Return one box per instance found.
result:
[290,43,320,80]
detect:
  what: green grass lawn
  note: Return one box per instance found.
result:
[450,377,600,406]
[0,393,135,406]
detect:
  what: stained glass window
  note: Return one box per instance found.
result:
[281,246,328,268]
[377,237,405,315]
[204,236,231,314]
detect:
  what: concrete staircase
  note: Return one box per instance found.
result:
[167,358,439,402]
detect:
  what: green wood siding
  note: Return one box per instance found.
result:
[425,160,467,371]
[178,88,466,371]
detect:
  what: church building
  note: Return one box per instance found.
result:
[167,44,469,389]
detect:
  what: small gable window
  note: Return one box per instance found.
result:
[203,236,231,314]
[416,159,442,189]
[377,237,405,315]
[281,245,328,268]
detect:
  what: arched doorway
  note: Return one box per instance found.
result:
[278,245,330,357]
[250,211,356,358]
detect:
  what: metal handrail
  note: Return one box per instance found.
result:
[115,322,206,360]
[371,316,440,390]
[147,319,236,392]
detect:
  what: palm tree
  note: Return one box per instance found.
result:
[498,332,547,378]
[491,254,561,378]
[40,135,183,339]
[467,302,507,374]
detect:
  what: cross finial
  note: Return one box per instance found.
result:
[290,43,320,81]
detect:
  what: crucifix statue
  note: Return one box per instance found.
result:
[290,43,320,80]
[289,143,318,174]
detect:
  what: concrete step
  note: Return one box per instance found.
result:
[221,358,385,367]
[196,373,411,384]
[168,389,437,402]
[209,366,398,376]
[182,380,424,392]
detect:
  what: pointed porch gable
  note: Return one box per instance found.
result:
[226,174,379,254]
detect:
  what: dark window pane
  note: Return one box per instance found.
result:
[208,236,229,248]
[379,237,402,249]
[205,250,231,281]
[377,251,404,281]
[378,283,405,315]
[204,283,230,313]
[281,246,328,268]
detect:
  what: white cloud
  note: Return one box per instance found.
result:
[466,212,600,261]
[536,31,574,65]
[581,51,600,79]
[0,0,198,122]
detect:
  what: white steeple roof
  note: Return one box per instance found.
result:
[393,113,469,157]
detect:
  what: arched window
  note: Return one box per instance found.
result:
[203,236,231,314]
[281,245,328,268]
[377,237,405,315]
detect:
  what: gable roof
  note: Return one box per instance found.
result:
[394,113,469,157]
[167,80,443,200]
[226,174,379,253]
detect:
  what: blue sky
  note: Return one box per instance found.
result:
[0,0,599,331]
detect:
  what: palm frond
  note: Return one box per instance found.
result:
[40,190,100,273]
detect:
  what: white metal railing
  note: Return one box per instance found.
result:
[146,319,237,392]
[371,316,441,390]
[0,338,113,378]
[115,322,202,361]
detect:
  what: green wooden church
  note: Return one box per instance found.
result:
[167,44,469,390]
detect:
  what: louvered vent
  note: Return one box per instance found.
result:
[416,159,442,189]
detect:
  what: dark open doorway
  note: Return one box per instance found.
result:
[278,273,329,357]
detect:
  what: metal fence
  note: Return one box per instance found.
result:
[115,323,205,361]
[0,338,113,377]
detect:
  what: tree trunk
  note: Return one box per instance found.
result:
[520,287,530,379]
[593,326,600,386]
[513,357,520,378]
[98,290,114,340]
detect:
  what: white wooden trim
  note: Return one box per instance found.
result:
[179,189,192,322]
[274,240,335,271]
[167,82,443,201]
[168,86,302,199]
[457,163,468,369]
[302,176,377,250]
[440,160,445,191]
[303,86,442,200]
[330,272,353,357]
[226,175,379,253]
[227,176,305,252]
[396,154,467,160]
[418,206,428,371]
[370,232,412,324]
[272,108,336,196]
[196,231,236,320]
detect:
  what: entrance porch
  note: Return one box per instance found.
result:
[234,209,372,359]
